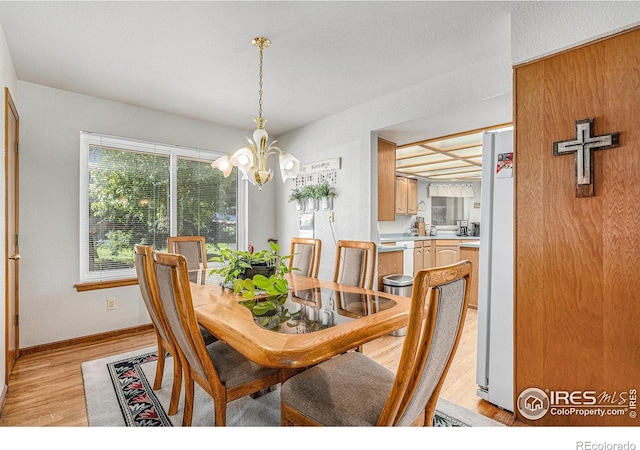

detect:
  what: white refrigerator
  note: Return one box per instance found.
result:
[475,128,514,412]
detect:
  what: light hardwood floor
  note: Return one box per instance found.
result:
[0,308,519,426]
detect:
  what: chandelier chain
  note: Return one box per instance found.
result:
[257,47,264,120]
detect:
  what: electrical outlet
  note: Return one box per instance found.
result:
[328,211,334,222]
[107,298,117,310]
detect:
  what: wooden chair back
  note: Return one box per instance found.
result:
[151,250,281,426]
[332,240,377,290]
[377,260,472,426]
[134,244,167,341]
[152,251,222,386]
[289,237,322,278]
[167,235,207,283]
[133,244,183,415]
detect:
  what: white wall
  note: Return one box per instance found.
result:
[17,81,276,347]
[0,21,17,398]
[512,1,640,65]
[274,54,513,281]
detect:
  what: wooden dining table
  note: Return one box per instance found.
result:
[191,273,411,369]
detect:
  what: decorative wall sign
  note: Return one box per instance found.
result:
[295,157,341,188]
[552,118,619,197]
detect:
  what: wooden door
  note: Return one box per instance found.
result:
[5,88,19,381]
[514,27,640,426]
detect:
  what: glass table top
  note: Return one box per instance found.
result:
[240,287,397,333]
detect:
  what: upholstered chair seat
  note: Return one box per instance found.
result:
[280,351,395,426]
[281,261,472,427]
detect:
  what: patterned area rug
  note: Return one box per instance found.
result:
[82,347,504,427]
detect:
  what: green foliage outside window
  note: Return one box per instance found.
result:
[88,145,237,271]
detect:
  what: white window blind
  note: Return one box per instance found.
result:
[79,132,241,283]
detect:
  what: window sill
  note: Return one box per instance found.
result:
[74,278,138,292]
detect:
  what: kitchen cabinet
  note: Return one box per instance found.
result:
[377,248,403,291]
[458,245,479,309]
[377,138,397,221]
[435,240,460,267]
[423,241,433,269]
[413,240,435,275]
[413,240,424,276]
[395,176,417,215]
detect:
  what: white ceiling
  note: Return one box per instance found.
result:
[0,0,519,139]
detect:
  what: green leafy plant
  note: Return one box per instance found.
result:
[288,187,306,203]
[301,184,320,200]
[315,181,336,198]
[209,241,281,284]
[209,241,296,315]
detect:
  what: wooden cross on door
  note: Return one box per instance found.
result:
[553,118,619,197]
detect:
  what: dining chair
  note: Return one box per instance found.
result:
[332,240,377,351]
[289,237,322,278]
[167,235,208,284]
[332,240,377,290]
[133,244,183,416]
[280,260,472,426]
[151,250,282,426]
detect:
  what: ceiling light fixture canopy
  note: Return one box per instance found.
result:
[212,36,300,189]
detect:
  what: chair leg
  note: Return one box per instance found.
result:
[214,396,227,426]
[182,376,195,427]
[281,404,293,426]
[168,355,182,416]
[153,344,165,390]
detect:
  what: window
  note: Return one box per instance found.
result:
[428,183,473,227]
[79,133,243,283]
[430,196,465,226]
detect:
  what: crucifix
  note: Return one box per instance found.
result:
[552,118,619,197]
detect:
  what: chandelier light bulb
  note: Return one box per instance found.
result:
[237,154,250,166]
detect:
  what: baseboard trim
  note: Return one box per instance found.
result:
[18,324,154,357]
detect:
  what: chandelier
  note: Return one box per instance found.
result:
[212,37,300,189]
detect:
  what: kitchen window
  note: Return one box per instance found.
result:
[79,132,243,284]
[430,196,465,226]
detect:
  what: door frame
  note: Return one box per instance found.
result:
[5,87,19,382]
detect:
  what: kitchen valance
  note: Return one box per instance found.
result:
[428,183,474,198]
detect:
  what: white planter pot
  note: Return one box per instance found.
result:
[321,197,333,211]
[307,198,319,211]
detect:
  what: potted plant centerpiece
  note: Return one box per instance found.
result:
[209,242,296,327]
